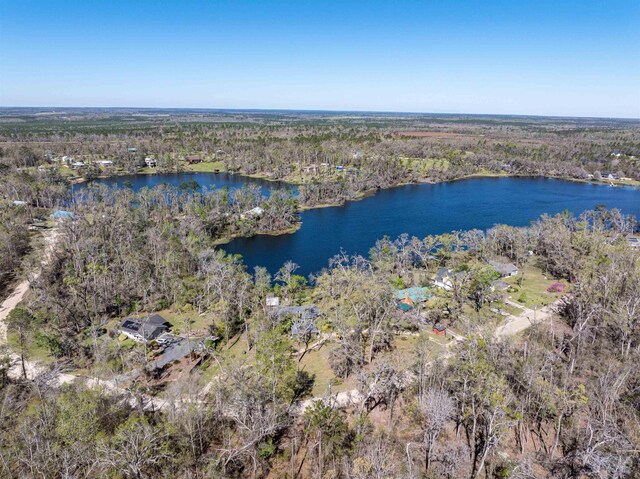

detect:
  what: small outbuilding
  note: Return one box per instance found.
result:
[433,324,447,336]
[491,280,510,292]
[266,296,280,307]
[241,206,264,219]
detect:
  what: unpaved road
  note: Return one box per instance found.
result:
[494,298,562,338]
[0,228,566,411]
[0,228,62,380]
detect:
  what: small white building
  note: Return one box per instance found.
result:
[241,206,264,220]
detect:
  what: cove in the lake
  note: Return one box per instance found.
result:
[83,174,640,278]
[223,177,640,277]
[73,172,293,197]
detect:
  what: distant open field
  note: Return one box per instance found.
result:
[396,131,466,137]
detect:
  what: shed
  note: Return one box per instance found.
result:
[433,324,447,336]
[491,280,510,292]
[266,296,280,307]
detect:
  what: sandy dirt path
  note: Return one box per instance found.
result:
[494,298,562,338]
[0,228,61,379]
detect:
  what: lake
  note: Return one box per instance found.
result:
[86,174,640,277]
[73,172,293,197]
[223,177,640,277]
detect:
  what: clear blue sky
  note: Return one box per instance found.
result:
[1,0,638,118]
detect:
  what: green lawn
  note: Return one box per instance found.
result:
[147,308,213,337]
[184,161,225,173]
[505,264,568,308]
[297,343,358,397]
[400,157,450,173]
[58,166,81,178]
[7,331,55,364]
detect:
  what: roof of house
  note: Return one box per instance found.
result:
[51,210,74,220]
[291,321,320,336]
[266,296,280,307]
[488,260,518,275]
[433,323,447,332]
[271,305,320,320]
[393,287,431,303]
[397,302,413,312]
[435,268,465,283]
[244,206,264,217]
[492,280,510,291]
[120,314,170,341]
[435,268,450,282]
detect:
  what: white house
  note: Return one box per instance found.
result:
[241,206,264,220]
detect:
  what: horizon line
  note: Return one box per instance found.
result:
[0,105,638,122]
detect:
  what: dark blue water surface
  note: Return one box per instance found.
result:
[223,177,640,277]
[74,172,292,197]
[85,174,640,277]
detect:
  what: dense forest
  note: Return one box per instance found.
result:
[1,109,639,208]
[0,110,639,478]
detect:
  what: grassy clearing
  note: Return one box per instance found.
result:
[505,264,568,308]
[7,331,54,364]
[297,344,346,397]
[150,308,213,337]
[195,332,253,387]
[58,166,81,178]
[400,157,450,173]
[183,161,225,173]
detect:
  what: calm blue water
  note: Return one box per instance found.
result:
[85,174,640,277]
[74,172,292,197]
[223,177,640,277]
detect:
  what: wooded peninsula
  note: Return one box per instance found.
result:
[1,109,639,478]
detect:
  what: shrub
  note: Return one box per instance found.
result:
[547,282,565,293]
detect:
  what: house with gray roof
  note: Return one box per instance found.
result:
[488,260,519,277]
[120,314,171,342]
[433,268,466,291]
